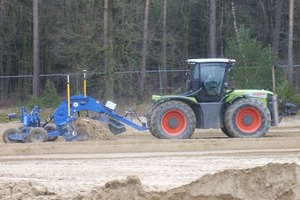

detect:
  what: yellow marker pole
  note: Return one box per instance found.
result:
[67,75,71,118]
[83,70,87,97]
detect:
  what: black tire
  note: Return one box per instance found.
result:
[29,127,48,143]
[221,126,233,138]
[3,128,21,143]
[150,100,196,139]
[146,102,162,136]
[224,98,271,138]
[44,125,58,142]
[147,105,160,138]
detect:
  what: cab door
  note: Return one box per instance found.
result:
[198,63,227,102]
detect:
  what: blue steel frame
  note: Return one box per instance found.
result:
[49,94,148,141]
[7,96,148,142]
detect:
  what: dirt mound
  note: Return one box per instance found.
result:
[1,163,298,200]
[73,117,116,141]
[82,163,300,200]
[168,162,300,200]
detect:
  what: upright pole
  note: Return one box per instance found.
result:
[33,0,41,97]
[67,75,71,118]
[272,66,277,94]
[83,70,87,97]
[272,66,279,126]
[288,0,294,82]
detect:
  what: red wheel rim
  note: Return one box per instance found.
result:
[236,107,261,133]
[161,110,187,135]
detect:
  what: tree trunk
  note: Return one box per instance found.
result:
[33,0,41,97]
[103,0,108,51]
[258,0,270,45]
[288,0,294,82]
[139,0,149,102]
[103,0,115,100]
[209,0,216,58]
[220,3,224,57]
[231,1,239,40]
[162,0,167,95]
[0,0,3,99]
[272,0,283,59]
[183,1,190,59]
[0,0,4,74]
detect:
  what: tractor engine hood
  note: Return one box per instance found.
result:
[226,89,298,116]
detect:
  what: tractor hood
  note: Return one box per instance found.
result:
[152,89,273,103]
[226,89,273,99]
[152,95,198,104]
[225,89,273,105]
[226,89,298,116]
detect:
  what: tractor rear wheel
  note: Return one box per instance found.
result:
[3,128,21,143]
[150,100,196,139]
[29,127,48,143]
[44,125,58,142]
[147,103,161,138]
[224,98,270,138]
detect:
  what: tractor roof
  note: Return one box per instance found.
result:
[186,58,236,64]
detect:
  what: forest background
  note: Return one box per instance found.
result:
[0,0,300,110]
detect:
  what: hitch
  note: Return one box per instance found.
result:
[272,66,298,125]
[282,101,298,116]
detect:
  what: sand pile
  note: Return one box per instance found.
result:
[1,163,299,200]
[73,117,116,141]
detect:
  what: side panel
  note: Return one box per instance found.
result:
[198,102,223,129]
[225,89,272,106]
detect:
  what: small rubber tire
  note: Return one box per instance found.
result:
[44,125,58,142]
[224,98,271,138]
[29,127,48,143]
[150,100,196,139]
[3,128,21,143]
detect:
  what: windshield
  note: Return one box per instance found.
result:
[200,63,226,95]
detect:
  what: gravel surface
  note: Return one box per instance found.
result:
[0,117,299,199]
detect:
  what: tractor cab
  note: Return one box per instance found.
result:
[186,58,236,102]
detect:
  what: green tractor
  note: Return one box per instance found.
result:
[147,58,298,139]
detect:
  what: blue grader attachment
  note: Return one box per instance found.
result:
[52,94,148,142]
[3,72,147,143]
[3,95,147,143]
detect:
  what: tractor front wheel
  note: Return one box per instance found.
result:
[224,98,271,138]
[221,126,232,138]
[150,100,196,139]
[29,127,48,143]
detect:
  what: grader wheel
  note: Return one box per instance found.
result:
[224,98,271,138]
[150,100,196,139]
[44,125,58,142]
[3,128,21,143]
[29,127,48,143]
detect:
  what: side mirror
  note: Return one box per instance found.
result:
[185,72,190,80]
[224,82,228,89]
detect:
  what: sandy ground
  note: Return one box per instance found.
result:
[0,116,299,199]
